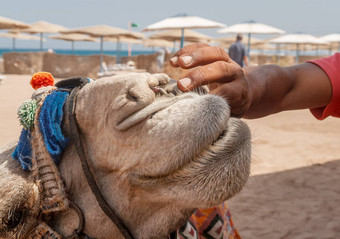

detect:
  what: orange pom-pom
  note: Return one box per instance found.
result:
[30,72,54,90]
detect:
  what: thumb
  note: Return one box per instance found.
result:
[209,82,251,118]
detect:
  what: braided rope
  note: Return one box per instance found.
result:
[31,92,69,214]
[27,222,62,239]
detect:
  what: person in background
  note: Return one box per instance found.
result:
[228,34,248,67]
[156,47,169,71]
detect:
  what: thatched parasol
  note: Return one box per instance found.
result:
[143,39,174,48]
[61,25,144,71]
[49,33,97,53]
[12,21,68,50]
[0,16,29,29]
[0,32,42,50]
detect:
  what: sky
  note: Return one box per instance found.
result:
[1,0,339,51]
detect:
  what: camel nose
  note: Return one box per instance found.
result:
[156,78,208,97]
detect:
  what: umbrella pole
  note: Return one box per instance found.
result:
[295,43,299,64]
[100,36,104,74]
[276,44,281,64]
[12,38,16,51]
[40,33,43,51]
[128,21,131,57]
[116,38,121,64]
[180,28,184,48]
[247,32,251,63]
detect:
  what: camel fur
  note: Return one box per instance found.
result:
[0,73,251,239]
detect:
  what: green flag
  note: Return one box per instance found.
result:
[130,22,138,27]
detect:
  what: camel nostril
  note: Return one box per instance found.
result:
[151,87,168,96]
[126,91,139,102]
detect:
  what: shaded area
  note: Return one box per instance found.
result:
[228,160,340,238]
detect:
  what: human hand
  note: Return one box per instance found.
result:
[170,43,253,117]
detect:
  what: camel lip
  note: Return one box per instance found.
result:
[206,118,249,153]
[115,93,196,131]
[211,129,228,145]
[135,119,246,182]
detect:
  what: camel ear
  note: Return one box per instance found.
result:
[55,77,92,89]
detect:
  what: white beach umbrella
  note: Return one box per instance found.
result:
[319,33,340,43]
[218,21,285,61]
[0,16,29,29]
[215,35,263,49]
[319,34,340,52]
[143,39,173,48]
[61,25,143,72]
[270,34,328,45]
[0,32,42,50]
[11,21,68,50]
[149,29,212,43]
[143,14,225,48]
[269,34,328,63]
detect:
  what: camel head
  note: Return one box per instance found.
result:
[0,73,251,239]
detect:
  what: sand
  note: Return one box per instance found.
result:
[229,113,340,238]
[1,74,340,238]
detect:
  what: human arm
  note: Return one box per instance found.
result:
[170,43,332,119]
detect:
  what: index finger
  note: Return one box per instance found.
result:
[177,60,243,92]
[170,45,232,69]
[169,43,210,67]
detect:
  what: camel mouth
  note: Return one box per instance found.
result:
[115,93,196,131]
[200,117,250,161]
[212,129,228,145]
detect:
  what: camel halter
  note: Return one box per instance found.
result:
[63,78,178,239]
[60,77,135,239]
[26,77,176,239]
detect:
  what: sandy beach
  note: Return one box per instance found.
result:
[1,74,340,238]
[229,112,340,238]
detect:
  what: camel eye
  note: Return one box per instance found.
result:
[4,210,23,230]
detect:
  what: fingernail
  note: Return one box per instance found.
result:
[181,55,192,65]
[179,78,191,89]
[170,56,178,64]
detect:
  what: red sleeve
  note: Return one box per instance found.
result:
[307,53,340,120]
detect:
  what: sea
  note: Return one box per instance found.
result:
[0,48,155,57]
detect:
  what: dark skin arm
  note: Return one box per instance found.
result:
[170,43,332,119]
